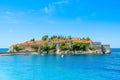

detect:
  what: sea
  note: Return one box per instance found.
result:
[0,48,120,80]
[0,48,8,53]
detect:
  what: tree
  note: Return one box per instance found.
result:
[60,42,66,46]
[72,42,89,51]
[30,38,35,41]
[89,47,96,51]
[50,35,57,40]
[68,35,72,39]
[60,45,71,50]
[72,42,81,51]
[42,43,50,51]
[50,43,57,50]
[82,37,85,40]
[32,46,39,52]
[82,37,91,41]
[42,35,48,40]
[80,43,87,51]
[60,42,71,50]
[86,37,90,41]
[13,45,23,52]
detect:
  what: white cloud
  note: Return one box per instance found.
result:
[53,0,69,5]
[3,14,19,24]
[41,0,69,15]
[5,11,23,16]
[43,4,55,15]
[2,11,26,24]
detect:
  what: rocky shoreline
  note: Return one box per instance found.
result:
[38,50,111,54]
[0,51,110,56]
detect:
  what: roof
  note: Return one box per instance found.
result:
[18,39,92,47]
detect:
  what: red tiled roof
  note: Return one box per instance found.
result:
[18,39,92,46]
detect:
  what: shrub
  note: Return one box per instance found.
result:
[89,47,96,51]
[13,45,23,52]
[42,35,48,41]
[32,46,39,52]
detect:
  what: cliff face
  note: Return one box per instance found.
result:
[9,38,111,54]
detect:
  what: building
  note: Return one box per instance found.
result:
[90,42,102,53]
[90,42,111,54]
[102,45,111,53]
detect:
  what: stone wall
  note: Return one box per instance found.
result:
[102,45,111,54]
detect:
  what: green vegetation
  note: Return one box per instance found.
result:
[72,43,89,51]
[41,35,90,41]
[13,45,23,52]
[42,35,48,40]
[50,35,58,40]
[50,43,57,50]
[32,46,39,52]
[20,35,93,53]
[30,38,35,41]
[10,35,111,54]
[86,37,90,41]
[43,35,73,40]
[32,43,56,53]
[60,42,71,50]
[30,42,90,52]
[33,35,91,52]
[82,37,91,41]
[42,43,50,51]
[67,35,72,39]
[89,47,96,51]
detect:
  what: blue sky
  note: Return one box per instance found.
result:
[0,0,120,48]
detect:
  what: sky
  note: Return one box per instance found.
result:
[0,0,120,48]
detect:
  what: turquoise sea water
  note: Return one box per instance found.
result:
[0,48,120,80]
[0,48,8,53]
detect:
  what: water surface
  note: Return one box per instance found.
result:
[0,48,8,53]
[0,48,120,80]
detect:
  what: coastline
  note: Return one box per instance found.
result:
[0,52,36,56]
[0,51,111,56]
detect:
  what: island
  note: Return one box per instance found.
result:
[9,35,111,54]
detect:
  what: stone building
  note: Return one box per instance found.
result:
[90,42,102,53]
[90,42,111,54]
[102,45,111,53]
